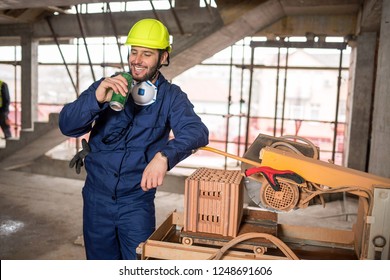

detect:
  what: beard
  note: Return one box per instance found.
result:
[131,63,159,83]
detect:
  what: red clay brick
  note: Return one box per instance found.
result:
[184,168,244,237]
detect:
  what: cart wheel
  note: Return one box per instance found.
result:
[253,246,266,255]
[182,237,193,246]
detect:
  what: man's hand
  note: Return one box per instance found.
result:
[95,74,129,103]
[140,152,168,191]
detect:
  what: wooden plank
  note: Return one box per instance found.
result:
[142,239,288,260]
[260,147,390,193]
[278,224,354,246]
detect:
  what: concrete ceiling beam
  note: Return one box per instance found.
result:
[162,0,285,79]
[0,0,123,10]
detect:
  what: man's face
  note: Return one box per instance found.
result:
[129,46,164,83]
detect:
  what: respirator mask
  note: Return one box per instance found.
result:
[131,80,158,106]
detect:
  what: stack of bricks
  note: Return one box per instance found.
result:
[184,168,244,237]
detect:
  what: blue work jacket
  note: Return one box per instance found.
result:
[59,73,209,200]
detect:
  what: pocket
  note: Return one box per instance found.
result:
[101,125,129,144]
[134,111,166,129]
[121,199,156,231]
[82,187,97,223]
[92,110,133,145]
[133,109,168,144]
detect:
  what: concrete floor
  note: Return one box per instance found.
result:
[0,166,358,260]
[0,169,187,260]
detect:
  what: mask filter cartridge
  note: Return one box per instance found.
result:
[131,80,157,106]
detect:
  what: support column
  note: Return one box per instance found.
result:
[343,32,377,172]
[369,0,390,178]
[21,33,38,130]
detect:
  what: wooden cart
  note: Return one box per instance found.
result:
[137,209,357,260]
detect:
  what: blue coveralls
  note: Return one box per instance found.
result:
[59,73,209,259]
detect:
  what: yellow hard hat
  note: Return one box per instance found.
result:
[125,19,172,52]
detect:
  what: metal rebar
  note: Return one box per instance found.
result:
[273,47,281,136]
[332,48,344,163]
[106,2,125,71]
[237,42,245,161]
[168,0,184,35]
[75,5,96,81]
[224,46,234,169]
[244,45,255,151]
[45,17,78,95]
[280,46,289,136]
[148,0,160,21]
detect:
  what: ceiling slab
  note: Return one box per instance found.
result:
[0,0,120,10]
[0,0,384,79]
[163,0,285,79]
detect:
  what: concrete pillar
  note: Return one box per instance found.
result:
[369,0,390,178]
[21,33,38,130]
[343,32,377,172]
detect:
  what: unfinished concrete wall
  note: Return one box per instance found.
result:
[344,32,377,172]
[369,1,390,178]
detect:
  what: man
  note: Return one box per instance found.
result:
[0,79,12,139]
[59,19,209,259]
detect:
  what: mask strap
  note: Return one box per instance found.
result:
[157,50,170,69]
[150,70,159,83]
